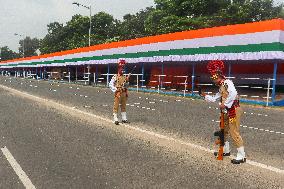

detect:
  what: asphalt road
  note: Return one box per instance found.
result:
[0,76,283,189]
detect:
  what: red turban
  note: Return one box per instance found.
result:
[207,60,225,80]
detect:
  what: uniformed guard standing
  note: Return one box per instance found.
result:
[109,59,130,125]
[204,60,246,164]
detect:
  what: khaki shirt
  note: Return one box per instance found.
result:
[109,74,128,92]
[115,74,127,88]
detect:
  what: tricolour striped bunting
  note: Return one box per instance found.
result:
[1,19,283,68]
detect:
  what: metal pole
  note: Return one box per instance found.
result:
[36,67,37,80]
[161,62,164,89]
[271,62,278,103]
[107,64,110,87]
[75,66,78,82]
[184,76,188,97]
[266,78,271,106]
[136,74,139,92]
[228,63,231,77]
[95,64,98,85]
[84,66,86,85]
[23,38,25,58]
[43,67,46,79]
[73,3,91,46]
[87,64,90,85]
[158,75,160,94]
[191,63,195,94]
[89,5,91,46]
[141,63,144,86]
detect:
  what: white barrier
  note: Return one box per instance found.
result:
[6,70,279,105]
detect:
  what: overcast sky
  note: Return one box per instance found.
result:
[0,0,155,52]
[0,0,282,52]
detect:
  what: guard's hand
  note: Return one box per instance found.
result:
[219,104,226,109]
[200,92,206,97]
[111,87,117,93]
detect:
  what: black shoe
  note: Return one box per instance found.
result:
[214,131,222,137]
[114,121,119,125]
[231,158,246,164]
[121,120,130,124]
[214,152,231,157]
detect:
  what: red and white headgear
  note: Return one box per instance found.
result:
[207,60,225,80]
[118,59,126,74]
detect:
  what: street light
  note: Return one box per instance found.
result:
[72,2,92,46]
[14,33,25,58]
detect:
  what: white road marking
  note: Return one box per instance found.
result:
[210,108,269,117]
[1,146,36,189]
[0,84,283,175]
[215,122,284,136]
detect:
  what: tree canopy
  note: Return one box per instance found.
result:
[1,0,283,59]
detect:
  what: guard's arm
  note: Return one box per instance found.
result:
[109,75,117,93]
[205,92,221,102]
[223,80,237,108]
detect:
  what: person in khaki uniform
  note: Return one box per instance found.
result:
[204,60,246,164]
[109,59,130,125]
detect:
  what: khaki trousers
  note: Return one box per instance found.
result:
[113,91,127,113]
[224,107,244,148]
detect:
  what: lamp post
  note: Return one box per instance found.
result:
[72,2,92,46]
[14,33,25,58]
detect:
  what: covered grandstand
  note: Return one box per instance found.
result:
[0,18,283,106]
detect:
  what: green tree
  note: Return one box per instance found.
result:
[40,12,119,54]
[118,7,154,40]
[18,37,40,57]
[150,0,283,33]
[216,0,283,25]
[0,46,19,61]
[40,22,67,54]
[91,12,119,43]
[154,0,230,17]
